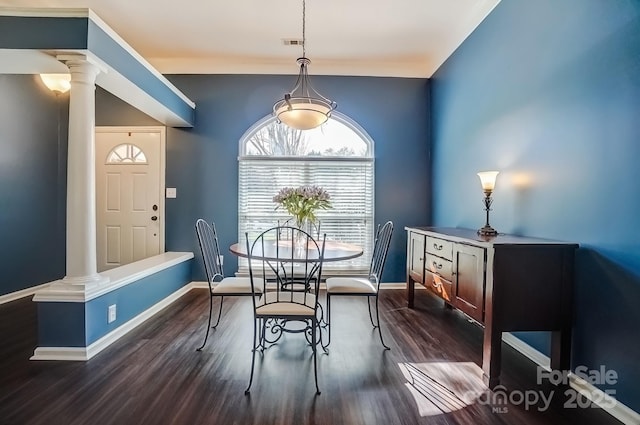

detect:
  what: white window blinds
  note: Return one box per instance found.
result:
[238,158,374,273]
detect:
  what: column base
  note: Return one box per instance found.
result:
[33,274,110,302]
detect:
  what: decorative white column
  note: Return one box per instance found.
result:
[59,56,109,289]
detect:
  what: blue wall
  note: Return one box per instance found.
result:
[85,260,191,344]
[431,0,640,411]
[37,260,191,346]
[97,75,431,283]
[1,73,429,297]
[0,75,67,296]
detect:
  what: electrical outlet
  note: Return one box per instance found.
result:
[108,304,117,323]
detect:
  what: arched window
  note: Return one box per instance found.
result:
[106,143,148,164]
[238,113,375,273]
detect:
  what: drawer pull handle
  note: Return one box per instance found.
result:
[432,261,442,270]
[434,243,443,250]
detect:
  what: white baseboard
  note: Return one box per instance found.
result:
[31,283,196,361]
[30,346,88,361]
[193,281,414,290]
[502,333,640,425]
[380,282,414,290]
[501,333,551,368]
[0,282,51,305]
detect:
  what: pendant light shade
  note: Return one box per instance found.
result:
[273,0,336,130]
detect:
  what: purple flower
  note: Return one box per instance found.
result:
[273,185,332,224]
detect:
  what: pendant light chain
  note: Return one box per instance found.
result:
[302,0,306,58]
[272,0,336,130]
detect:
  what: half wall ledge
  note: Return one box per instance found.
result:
[33,252,194,303]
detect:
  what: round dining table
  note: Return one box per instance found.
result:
[229,240,363,263]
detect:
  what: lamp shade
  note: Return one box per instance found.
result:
[477,171,499,191]
[40,73,71,93]
[274,96,333,130]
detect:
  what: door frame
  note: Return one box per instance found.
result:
[95,125,167,256]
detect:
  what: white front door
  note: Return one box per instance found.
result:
[95,127,165,271]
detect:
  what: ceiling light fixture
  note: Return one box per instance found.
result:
[40,73,71,94]
[273,0,336,130]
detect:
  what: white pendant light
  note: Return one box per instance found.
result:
[273,0,336,130]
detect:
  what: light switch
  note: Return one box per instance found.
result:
[166,187,177,198]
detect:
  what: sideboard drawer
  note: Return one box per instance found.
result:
[426,236,453,260]
[425,253,453,281]
[425,271,453,302]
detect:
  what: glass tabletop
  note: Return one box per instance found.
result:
[229,240,363,263]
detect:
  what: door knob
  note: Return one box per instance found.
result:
[151,216,158,221]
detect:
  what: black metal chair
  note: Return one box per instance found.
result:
[244,225,326,395]
[324,221,394,349]
[194,219,263,351]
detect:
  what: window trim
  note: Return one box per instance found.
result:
[238,112,374,158]
[237,112,375,276]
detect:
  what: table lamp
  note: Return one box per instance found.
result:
[477,171,499,236]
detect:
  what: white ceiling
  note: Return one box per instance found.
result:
[1,0,500,78]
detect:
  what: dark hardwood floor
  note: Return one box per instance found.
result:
[0,288,622,425]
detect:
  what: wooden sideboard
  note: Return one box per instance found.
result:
[406,226,578,389]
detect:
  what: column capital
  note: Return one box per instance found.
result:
[57,54,106,84]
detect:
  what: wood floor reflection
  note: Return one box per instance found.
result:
[0,288,622,425]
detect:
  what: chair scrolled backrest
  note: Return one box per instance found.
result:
[368,221,394,288]
[245,226,326,310]
[195,219,225,288]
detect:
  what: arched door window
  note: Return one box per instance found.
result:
[106,143,148,164]
[238,113,375,273]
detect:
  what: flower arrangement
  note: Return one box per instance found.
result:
[273,185,332,227]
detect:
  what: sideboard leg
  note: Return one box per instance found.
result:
[482,325,502,389]
[550,329,571,373]
[407,278,415,308]
[551,249,574,375]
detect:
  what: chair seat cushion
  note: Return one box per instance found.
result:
[326,277,377,294]
[256,292,316,316]
[212,277,264,294]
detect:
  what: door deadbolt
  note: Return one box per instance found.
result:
[152,204,158,211]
